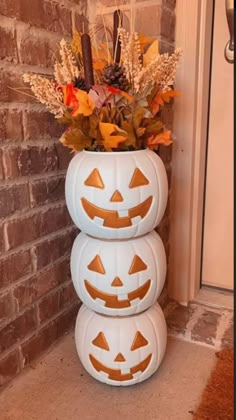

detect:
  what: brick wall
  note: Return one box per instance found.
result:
[88,0,176,301]
[0,0,88,388]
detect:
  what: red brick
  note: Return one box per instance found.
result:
[161,8,176,42]
[38,282,78,323]
[21,323,57,367]
[0,151,3,180]
[2,146,58,179]
[0,225,5,252]
[0,306,37,352]
[54,302,79,335]
[0,0,71,36]
[0,0,21,18]
[0,250,33,289]
[0,349,21,388]
[156,215,170,246]
[160,104,174,130]
[0,291,14,327]
[38,282,77,324]
[5,205,72,250]
[59,282,77,308]
[0,109,23,142]
[0,68,36,103]
[158,144,173,164]
[21,304,78,366]
[23,110,64,141]
[191,310,221,346]
[74,13,89,33]
[13,258,71,311]
[29,175,65,208]
[55,142,73,170]
[222,318,233,348]
[0,183,30,218]
[33,229,75,269]
[38,290,60,323]
[163,0,176,9]
[166,304,194,334]
[135,5,161,37]
[0,26,18,63]
[18,30,59,68]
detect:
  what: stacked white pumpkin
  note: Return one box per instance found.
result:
[66,149,168,386]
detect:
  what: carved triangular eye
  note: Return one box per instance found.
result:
[84,168,104,189]
[131,331,149,351]
[87,255,106,274]
[129,255,147,274]
[92,332,110,351]
[129,168,149,188]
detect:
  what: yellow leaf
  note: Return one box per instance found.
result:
[147,130,173,149]
[143,40,159,67]
[138,34,156,53]
[99,122,127,150]
[73,90,95,117]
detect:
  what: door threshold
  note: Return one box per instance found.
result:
[192,286,233,310]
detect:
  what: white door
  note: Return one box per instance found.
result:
[201,0,234,290]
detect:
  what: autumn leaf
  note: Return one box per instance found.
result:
[150,89,181,115]
[138,34,156,53]
[73,89,95,116]
[120,120,137,148]
[143,40,159,67]
[99,122,127,150]
[59,128,92,152]
[147,130,173,149]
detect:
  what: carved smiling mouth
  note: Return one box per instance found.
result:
[89,353,152,381]
[81,196,153,228]
[84,280,151,309]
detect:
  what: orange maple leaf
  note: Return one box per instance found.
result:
[150,89,181,115]
[147,130,173,150]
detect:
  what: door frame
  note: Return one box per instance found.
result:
[168,0,214,305]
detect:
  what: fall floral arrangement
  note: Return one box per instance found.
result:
[23,10,182,152]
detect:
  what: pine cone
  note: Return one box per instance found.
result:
[101,64,130,91]
[74,76,86,91]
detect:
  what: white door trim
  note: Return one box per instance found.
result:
[168,0,214,304]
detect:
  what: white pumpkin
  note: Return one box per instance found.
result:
[75,303,167,386]
[71,231,166,316]
[65,149,168,239]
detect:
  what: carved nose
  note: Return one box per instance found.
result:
[110,190,124,202]
[114,353,126,362]
[111,277,123,287]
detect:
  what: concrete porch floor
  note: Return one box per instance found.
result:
[0,333,216,420]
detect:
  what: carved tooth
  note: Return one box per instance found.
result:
[121,368,131,374]
[133,371,141,379]
[93,216,104,226]
[95,298,106,305]
[117,209,129,217]
[131,215,142,225]
[130,298,140,306]
[99,371,109,380]
[117,293,128,301]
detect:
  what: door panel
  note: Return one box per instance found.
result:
[202,0,233,290]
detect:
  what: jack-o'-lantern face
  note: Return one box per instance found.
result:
[65,150,168,239]
[89,330,151,382]
[75,303,167,386]
[71,231,166,316]
[81,167,152,229]
[85,253,150,309]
